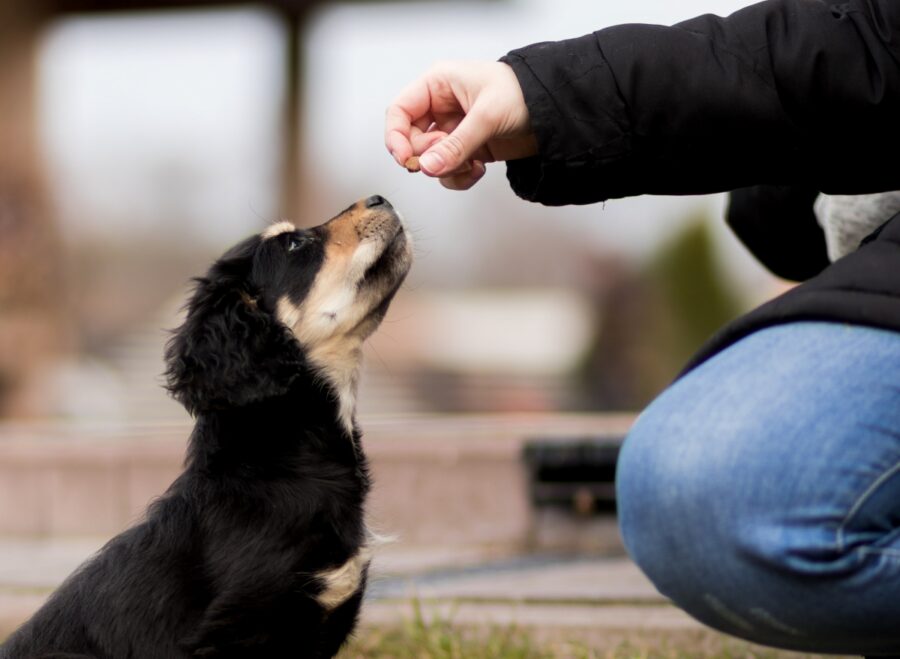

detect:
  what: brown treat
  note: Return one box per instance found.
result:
[404,156,421,173]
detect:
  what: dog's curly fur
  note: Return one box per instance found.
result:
[1,196,412,659]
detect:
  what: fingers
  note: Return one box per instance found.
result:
[385,76,439,166]
[439,161,487,191]
[385,105,415,166]
[410,130,488,188]
[410,129,446,155]
[386,61,511,185]
[418,105,494,177]
[407,129,489,189]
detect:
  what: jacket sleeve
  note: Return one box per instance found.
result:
[501,0,900,205]
[726,185,829,280]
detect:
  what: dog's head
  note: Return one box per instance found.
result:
[165,195,412,419]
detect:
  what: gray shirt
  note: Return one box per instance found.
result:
[814,192,900,261]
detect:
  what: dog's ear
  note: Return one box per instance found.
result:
[164,243,304,415]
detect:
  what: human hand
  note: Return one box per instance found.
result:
[385,61,537,190]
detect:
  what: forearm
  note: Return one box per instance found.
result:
[503,0,900,205]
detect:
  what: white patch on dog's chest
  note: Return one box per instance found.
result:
[315,545,373,610]
[276,297,361,437]
[305,334,361,437]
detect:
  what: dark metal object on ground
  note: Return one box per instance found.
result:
[524,437,623,516]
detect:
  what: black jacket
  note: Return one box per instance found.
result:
[500,0,900,371]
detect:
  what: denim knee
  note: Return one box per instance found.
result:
[616,383,900,593]
[615,397,812,643]
[615,323,900,654]
[615,399,731,604]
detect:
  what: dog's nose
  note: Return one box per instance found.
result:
[365,195,391,209]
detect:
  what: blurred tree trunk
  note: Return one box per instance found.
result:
[279,9,303,222]
[0,3,69,417]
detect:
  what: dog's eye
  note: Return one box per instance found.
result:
[287,237,303,253]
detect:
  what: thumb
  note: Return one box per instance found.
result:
[418,108,493,176]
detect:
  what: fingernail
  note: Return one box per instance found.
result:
[419,151,444,174]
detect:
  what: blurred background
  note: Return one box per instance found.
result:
[1,0,783,422]
[0,0,798,651]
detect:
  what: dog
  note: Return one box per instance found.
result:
[0,195,412,659]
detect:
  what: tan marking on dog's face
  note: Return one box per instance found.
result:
[277,201,391,348]
[275,199,413,433]
[262,221,296,239]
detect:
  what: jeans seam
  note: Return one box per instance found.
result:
[837,459,900,552]
[859,546,900,560]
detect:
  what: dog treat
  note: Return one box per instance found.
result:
[404,156,421,173]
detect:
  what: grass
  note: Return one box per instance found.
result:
[338,600,852,659]
[341,599,551,658]
[1,595,852,659]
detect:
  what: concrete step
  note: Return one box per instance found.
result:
[0,538,680,645]
[369,554,659,604]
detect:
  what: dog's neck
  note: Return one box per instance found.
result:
[187,376,361,473]
[306,339,364,439]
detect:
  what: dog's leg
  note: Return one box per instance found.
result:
[313,546,372,611]
[183,585,328,658]
[314,582,366,659]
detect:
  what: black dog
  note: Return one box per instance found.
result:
[1,195,412,659]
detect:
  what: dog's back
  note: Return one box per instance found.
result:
[4,505,200,658]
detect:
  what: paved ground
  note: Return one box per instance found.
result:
[0,538,857,656]
[364,546,725,649]
[0,536,701,639]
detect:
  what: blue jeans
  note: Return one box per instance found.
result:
[617,322,900,655]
